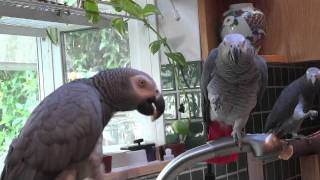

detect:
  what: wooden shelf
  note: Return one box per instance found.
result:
[198,0,320,63]
[262,55,288,63]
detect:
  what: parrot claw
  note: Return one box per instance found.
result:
[232,130,243,149]
[308,110,318,120]
[213,97,223,111]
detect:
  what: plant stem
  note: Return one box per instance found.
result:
[141,18,193,125]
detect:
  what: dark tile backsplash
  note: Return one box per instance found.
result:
[133,61,320,180]
[247,62,320,180]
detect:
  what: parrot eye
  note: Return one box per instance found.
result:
[138,79,146,87]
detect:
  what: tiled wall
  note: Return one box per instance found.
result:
[132,61,320,180]
[250,62,320,180]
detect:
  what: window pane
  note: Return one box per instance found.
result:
[0,34,37,63]
[163,94,177,120]
[0,70,39,152]
[179,92,202,119]
[63,27,130,81]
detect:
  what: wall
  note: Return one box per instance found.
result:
[156,0,201,64]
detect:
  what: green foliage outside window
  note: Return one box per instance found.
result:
[0,70,39,152]
[63,26,130,81]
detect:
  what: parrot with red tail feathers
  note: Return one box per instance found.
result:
[201,33,268,166]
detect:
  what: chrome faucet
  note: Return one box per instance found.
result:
[157,134,283,180]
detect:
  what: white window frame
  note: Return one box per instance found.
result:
[0,26,63,101]
[0,0,165,152]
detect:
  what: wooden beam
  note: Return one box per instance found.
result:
[247,153,264,180]
[278,131,320,161]
[300,155,320,180]
[198,0,218,61]
[288,131,320,158]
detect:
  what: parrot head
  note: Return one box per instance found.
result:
[220,33,256,66]
[306,67,320,85]
[131,74,165,121]
[93,68,165,121]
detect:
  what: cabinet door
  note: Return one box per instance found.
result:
[258,0,320,62]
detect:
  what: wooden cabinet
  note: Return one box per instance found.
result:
[198,0,320,63]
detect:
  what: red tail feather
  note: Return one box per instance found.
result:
[206,121,239,164]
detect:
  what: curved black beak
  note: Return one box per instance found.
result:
[137,95,165,121]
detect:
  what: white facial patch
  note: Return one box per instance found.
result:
[223,33,246,44]
[306,67,320,85]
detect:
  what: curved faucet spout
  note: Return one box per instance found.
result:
[157,134,283,180]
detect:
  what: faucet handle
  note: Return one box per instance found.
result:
[243,133,283,160]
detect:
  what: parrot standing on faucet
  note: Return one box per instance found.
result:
[264,67,320,139]
[201,33,268,165]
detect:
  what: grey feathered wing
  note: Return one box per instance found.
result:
[264,77,306,133]
[255,55,268,102]
[201,48,218,132]
[1,81,104,180]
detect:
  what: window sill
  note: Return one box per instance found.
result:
[103,160,170,180]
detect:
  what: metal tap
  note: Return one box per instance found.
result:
[157,133,283,180]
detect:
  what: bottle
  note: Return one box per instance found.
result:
[163,148,174,161]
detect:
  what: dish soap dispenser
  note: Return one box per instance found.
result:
[163,148,174,161]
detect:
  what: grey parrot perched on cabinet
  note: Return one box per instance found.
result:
[264,67,320,139]
[201,33,268,164]
[1,68,165,180]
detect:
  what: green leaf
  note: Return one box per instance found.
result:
[84,0,100,24]
[165,52,187,67]
[172,120,190,136]
[149,39,163,54]
[142,4,161,17]
[111,0,143,17]
[123,0,143,17]
[46,28,59,45]
[110,0,123,12]
[112,18,128,36]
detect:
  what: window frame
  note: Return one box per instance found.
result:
[0,0,165,151]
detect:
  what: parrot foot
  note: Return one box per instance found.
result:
[307,110,318,120]
[231,129,244,149]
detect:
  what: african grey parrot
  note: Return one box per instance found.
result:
[1,68,165,180]
[201,33,268,164]
[264,67,320,139]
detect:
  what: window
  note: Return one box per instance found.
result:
[0,34,40,152]
[0,0,164,158]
